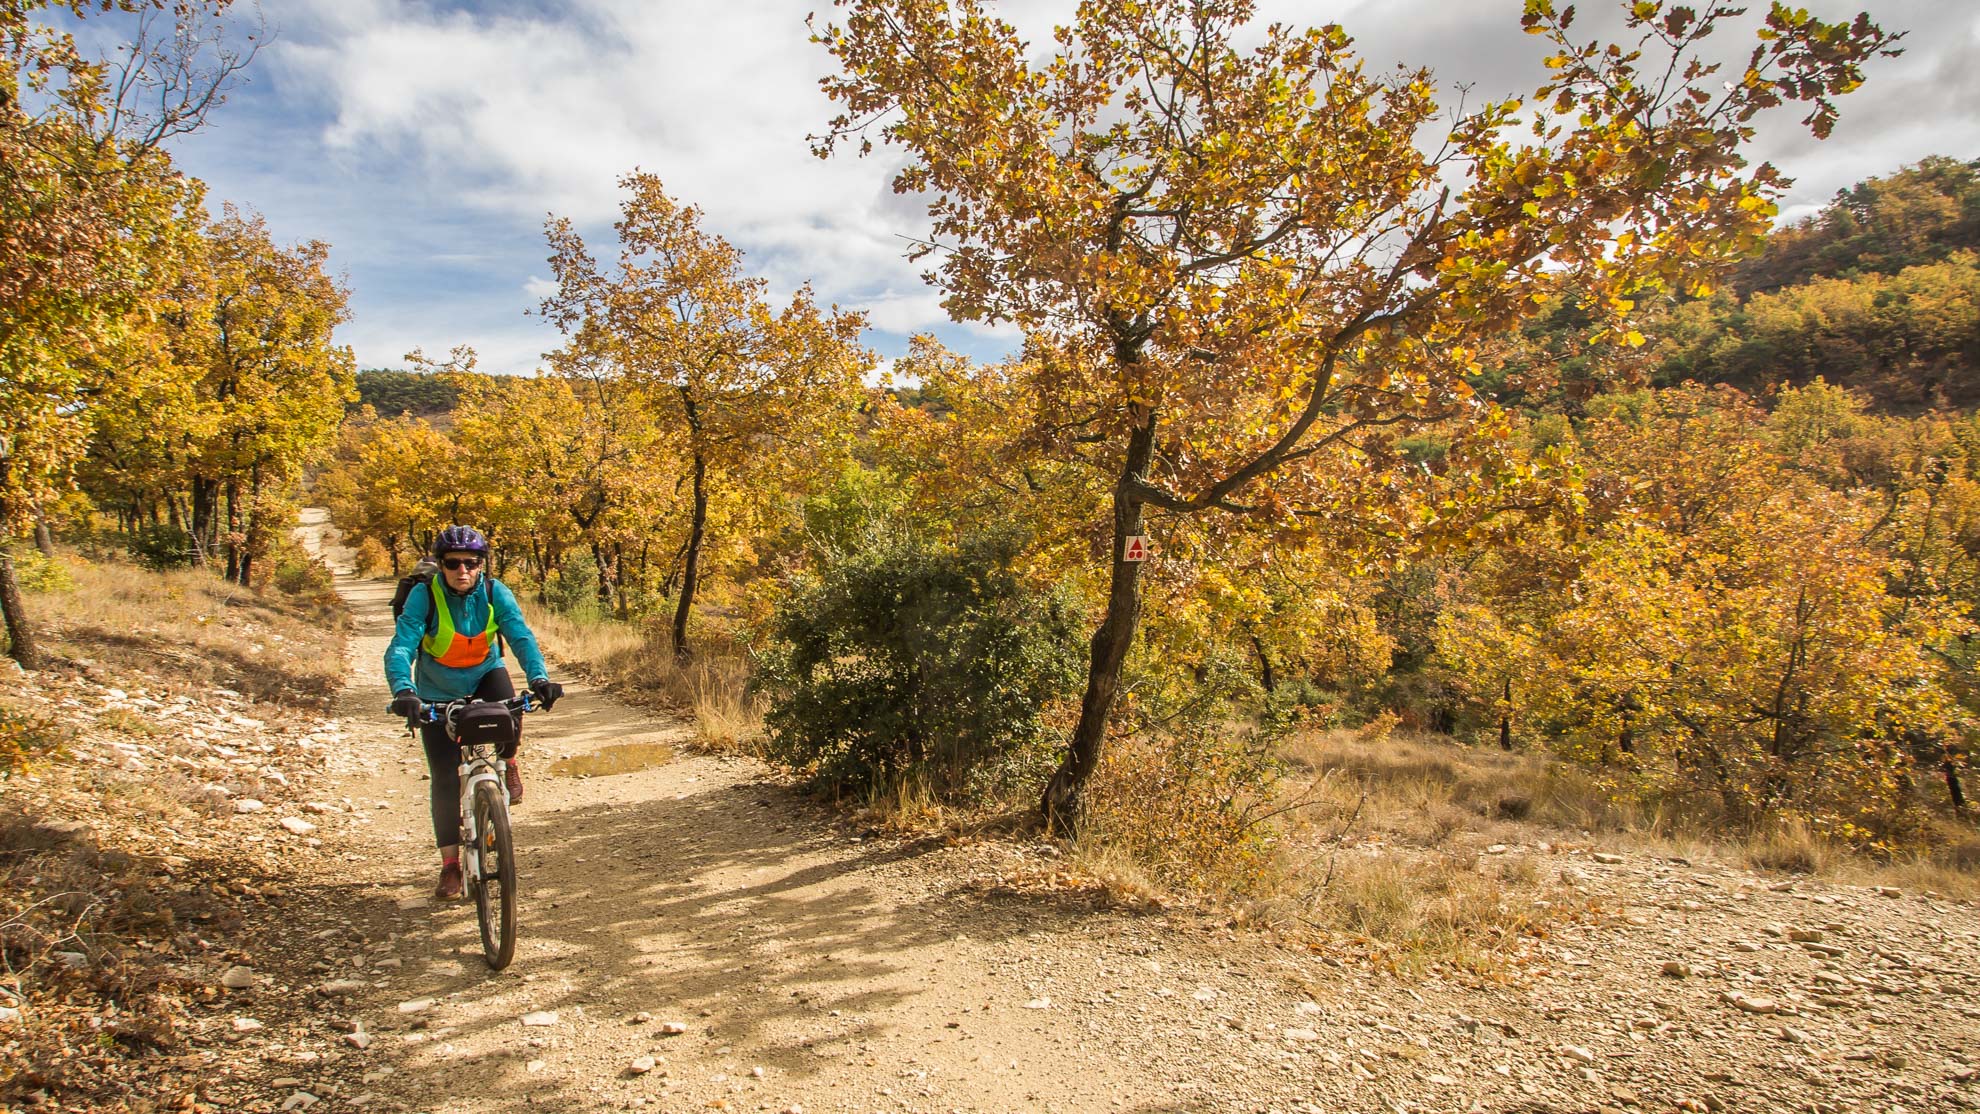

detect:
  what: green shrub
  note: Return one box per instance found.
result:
[1260,677,1342,732]
[125,526,197,570]
[270,551,333,599]
[13,551,74,594]
[800,460,907,559]
[758,526,1085,800]
[542,558,603,621]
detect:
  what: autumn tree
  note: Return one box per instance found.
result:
[172,208,355,584]
[318,409,464,574]
[1440,387,1959,844]
[866,337,1110,572]
[452,367,678,614]
[0,0,250,665]
[540,173,869,657]
[317,350,688,612]
[1792,390,1980,816]
[813,0,1899,828]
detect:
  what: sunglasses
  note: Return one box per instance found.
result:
[441,556,484,571]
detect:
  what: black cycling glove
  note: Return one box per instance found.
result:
[530,679,564,710]
[389,690,424,721]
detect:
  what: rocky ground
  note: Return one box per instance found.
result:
[5,517,1978,1114]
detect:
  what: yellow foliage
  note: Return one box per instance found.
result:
[1438,386,1964,848]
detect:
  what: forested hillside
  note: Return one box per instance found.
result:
[351,369,461,419]
[1654,156,1980,408]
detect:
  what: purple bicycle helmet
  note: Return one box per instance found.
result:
[432,525,490,557]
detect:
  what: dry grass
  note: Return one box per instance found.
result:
[851,776,964,835]
[1737,813,1980,899]
[1276,847,1554,968]
[27,555,346,710]
[1069,724,1980,962]
[1284,727,1980,902]
[1064,837,1172,907]
[530,609,763,752]
[2,551,338,1108]
[1060,725,1565,963]
[1079,727,1282,899]
[1281,728,1637,842]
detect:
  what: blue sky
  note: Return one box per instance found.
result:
[75,0,1980,375]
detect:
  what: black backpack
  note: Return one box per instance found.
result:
[391,560,440,631]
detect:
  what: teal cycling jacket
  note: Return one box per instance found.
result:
[383,575,550,700]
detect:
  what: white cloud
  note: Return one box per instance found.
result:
[269,0,941,328]
[345,314,555,378]
[853,287,1019,344]
[522,274,557,299]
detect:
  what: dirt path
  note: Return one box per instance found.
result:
[246,512,1980,1114]
[272,513,1168,1113]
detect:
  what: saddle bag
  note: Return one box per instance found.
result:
[453,701,518,749]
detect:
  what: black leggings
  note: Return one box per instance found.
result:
[420,669,521,848]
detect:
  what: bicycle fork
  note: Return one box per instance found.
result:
[458,760,502,882]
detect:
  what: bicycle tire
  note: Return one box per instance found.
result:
[471,780,518,970]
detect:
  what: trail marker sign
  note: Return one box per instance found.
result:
[1123,536,1152,562]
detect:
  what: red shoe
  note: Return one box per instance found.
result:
[504,759,524,805]
[434,860,463,900]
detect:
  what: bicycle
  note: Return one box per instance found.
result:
[400,693,546,970]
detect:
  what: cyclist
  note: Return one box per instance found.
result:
[385,526,563,899]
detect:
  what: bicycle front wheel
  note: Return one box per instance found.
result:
[470,780,518,970]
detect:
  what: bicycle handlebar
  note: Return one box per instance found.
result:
[387,692,547,727]
[424,693,541,721]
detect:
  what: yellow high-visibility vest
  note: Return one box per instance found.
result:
[419,577,500,669]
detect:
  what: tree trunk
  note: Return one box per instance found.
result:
[672,447,708,660]
[590,539,614,606]
[223,477,242,582]
[0,540,41,670]
[1040,410,1159,834]
[1948,756,1969,815]
[1499,676,1513,751]
[33,518,54,558]
[613,542,630,620]
[236,462,262,587]
[190,476,215,566]
[1248,630,1276,694]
